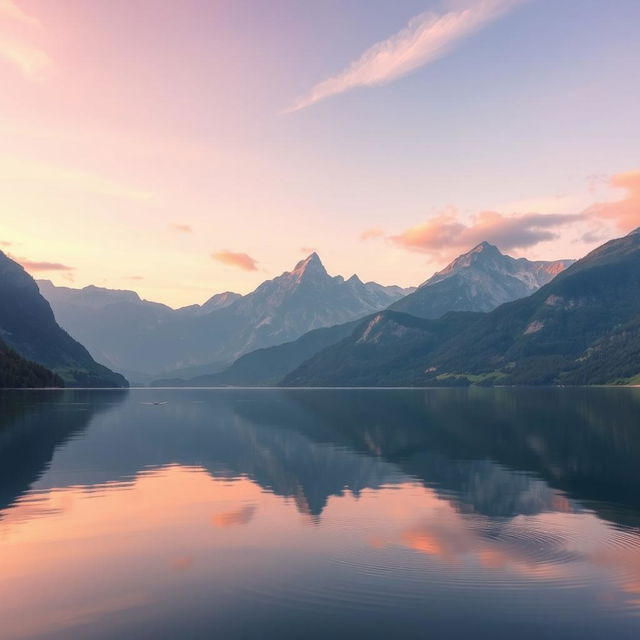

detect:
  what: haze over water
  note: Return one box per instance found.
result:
[1,388,640,639]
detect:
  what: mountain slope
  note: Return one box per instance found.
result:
[282,311,479,387]
[389,242,574,319]
[37,280,176,380]
[0,340,63,388]
[284,231,640,387]
[0,252,127,387]
[152,318,364,387]
[39,253,412,377]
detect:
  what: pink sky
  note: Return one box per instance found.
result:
[1,0,638,306]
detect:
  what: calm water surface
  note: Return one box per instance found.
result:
[1,388,640,639]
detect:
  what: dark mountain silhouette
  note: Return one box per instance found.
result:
[0,252,127,387]
[0,340,62,388]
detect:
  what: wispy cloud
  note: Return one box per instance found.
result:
[212,249,258,271]
[170,223,192,233]
[0,0,52,78]
[0,0,41,27]
[286,0,525,112]
[390,207,580,260]
[360,227,385,241]
[9,254,75,272]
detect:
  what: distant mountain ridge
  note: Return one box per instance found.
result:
[0,252,127,387]
[39,253,412,379]
[152,318,364,387]
[390,242,574,319]
[283,231,640,387]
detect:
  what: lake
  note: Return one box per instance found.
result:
[1,387,640,639]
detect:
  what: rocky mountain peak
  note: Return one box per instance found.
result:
[291,252,329,282]
[423,241,504,286]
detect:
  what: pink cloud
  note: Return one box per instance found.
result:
[390,207,580,260]
[586,170,640,232]
[9,254,75,272]
[212,249,258,271]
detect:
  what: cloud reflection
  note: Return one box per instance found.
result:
[211,504,257,528]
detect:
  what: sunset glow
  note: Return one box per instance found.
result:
[1,1,639,305]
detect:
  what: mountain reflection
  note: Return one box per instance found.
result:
[1,388,640,640]
[0,389,127,516]
[2,388,640,526]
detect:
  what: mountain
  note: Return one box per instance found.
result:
[156,245,569,388]
[0,252,127,387]
[37,280,177,381]
[283,231,640,387]
[175,291,242,316]
[39,253,412,378]
[389,242,574,319]
[151,317,364,387]
[0,339,63,388]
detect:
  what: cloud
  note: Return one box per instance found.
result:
[391,207,580,259]
[9,254,75,272]
[0,240,11,246]
[0,0,52,79]
[286,0,525,112]
[170,223,192,233]
[360,227,385,241]
[212,249,258,271]
[300,246,316,254]
[0,0,41,27]
[585,170,640,233]
[389,168,640,261]
[0,36,52,77]
[124,275,144,281]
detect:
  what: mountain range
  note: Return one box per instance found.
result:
[156,243,574,387]
[283,229,640,387]
[38,253,414,380]
[0,251,127,388]
[6,231,636,389]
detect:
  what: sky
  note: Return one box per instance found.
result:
[1,0,639,307]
